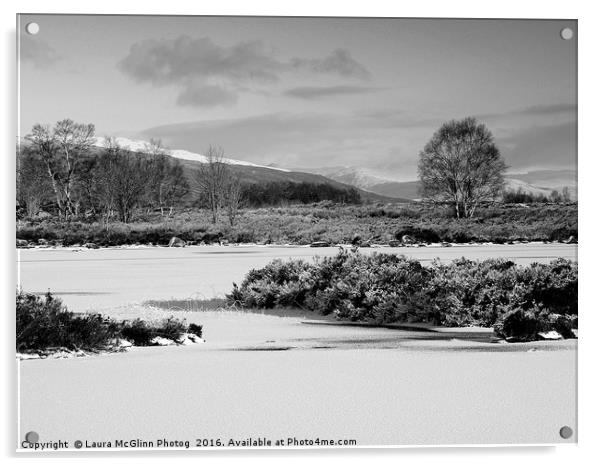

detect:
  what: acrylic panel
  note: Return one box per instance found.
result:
[16,14,577,451]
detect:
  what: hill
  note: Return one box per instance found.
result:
[92,138,407,203]
[299,165,577,201]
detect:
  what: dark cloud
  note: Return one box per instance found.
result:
[477,103,576,120]
[118,36,283,86]
[284,85,381,99]
[517,103,576,116]
[138,112,428,173]
[20,35,60,68]
[118,36,371,107]
[139,111,576,176]
[497,121,576,170]
[290,49,371,81]
[176,83,238,108]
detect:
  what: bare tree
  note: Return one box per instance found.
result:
[16,145,53,218]
[418,117,507,218]
[197,145,228,223]
[142,139,169,215]
[26,119,95,219]
[163,162,190,216]
[223,166,244,226]
[98,138,147,223]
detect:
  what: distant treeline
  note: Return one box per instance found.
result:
[503,187,573,204]
[17,139,189,223]
[241,181,361,207]
[17,119,361,224]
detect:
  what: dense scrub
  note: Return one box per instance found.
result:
[227,251,578,340]
[16,291,201,352]
[16,202,577,247]
[241,181,361,206]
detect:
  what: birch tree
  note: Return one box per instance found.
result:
[26,119,95,219]
[418,117,507,218]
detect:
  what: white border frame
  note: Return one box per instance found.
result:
[3,1,600,464]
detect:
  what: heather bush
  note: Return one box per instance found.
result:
[119,316,189,345]
[17,203,577,247]
[493,307,578,341]
[17,291,119,351]
[16,290,199,351]
[227,251,578,338]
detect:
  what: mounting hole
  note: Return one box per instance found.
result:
[560,27,573,40]
[25,431,39,444]
[559,425,573,439]
[25,22,40,35]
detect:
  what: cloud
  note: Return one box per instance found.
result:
[476,103,576,121]
[176,83,238,108]
[137,110,576,177]
[138,112,431,175]
[291,49,371,81]
[118,35,371,107]
[517,103,576,116]
[118,36,284,86]
[20,35,60,68]
[496,121,576,171]
[284,85,382,99]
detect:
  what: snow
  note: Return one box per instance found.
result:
[93,137,290,172]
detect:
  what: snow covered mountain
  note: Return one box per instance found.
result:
[301,166,577,201]
[296,166,405,190]
[93,137,290,172]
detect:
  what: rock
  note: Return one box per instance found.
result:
[168,236,186,248]
[536,330,563,341]
[389,240,401,247]
[16,239,28,248]
[566,236,577,244]
[37,239,49,246]
[82,242,99,249]
[441,242,452,247]
[310,241,329,248]
[571,329,578,338]
[176,333,202,345]
[189,334,206,344]
[401,235,416,245]
[176,333,191,344]
[417,243,427,247]
[150,336,175,346]
[359,241,371,248]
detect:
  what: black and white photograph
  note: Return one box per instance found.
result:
[15,13,578,451]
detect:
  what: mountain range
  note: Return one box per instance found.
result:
[86,138,576,202]
[297,166,577,201]
[92,138,402,203]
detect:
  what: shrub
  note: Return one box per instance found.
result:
[17,203,577,247]
[16,290,198,351]
[227,250,578,338]
[493,307,577,341]
[119,319,154,346]
[17,291,119,351]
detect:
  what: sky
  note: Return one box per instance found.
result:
[18,15,577,181]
